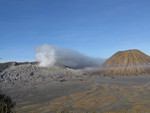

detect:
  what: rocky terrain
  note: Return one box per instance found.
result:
[0,49,150,113]
[0,62,88,89]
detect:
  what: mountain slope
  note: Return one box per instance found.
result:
[100,49,150,76]
[0,63,85,88]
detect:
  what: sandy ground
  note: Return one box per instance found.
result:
[2,76,150,113]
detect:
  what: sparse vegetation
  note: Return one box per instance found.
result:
[0,91,15,113]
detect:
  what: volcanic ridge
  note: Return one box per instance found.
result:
[0,49,150,87]
[100,49,150,76]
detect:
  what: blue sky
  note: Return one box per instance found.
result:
[0,0,150,62]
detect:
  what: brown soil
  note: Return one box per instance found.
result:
[99,49,150,76]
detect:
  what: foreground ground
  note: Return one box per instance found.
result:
[1,76,150,113]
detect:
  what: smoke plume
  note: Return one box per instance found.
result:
[35,44,105,68]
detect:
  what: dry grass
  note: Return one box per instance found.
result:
[57,109,141,113]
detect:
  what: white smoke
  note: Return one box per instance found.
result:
[35,44,105,68]
[35,45,56,66]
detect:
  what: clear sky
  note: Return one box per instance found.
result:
[0,0,150,62]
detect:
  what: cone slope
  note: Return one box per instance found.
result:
[101,49,150,76]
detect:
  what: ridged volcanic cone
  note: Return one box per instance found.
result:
[101,49,150,76]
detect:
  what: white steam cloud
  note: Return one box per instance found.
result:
[36,45,56,66]
[36,44,105,68]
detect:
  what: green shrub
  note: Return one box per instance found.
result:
[0,92,15,113]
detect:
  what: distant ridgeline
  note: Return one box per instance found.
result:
[0,62,38,72]
[1,49,150,77]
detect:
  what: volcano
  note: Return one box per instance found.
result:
[100,49,150,76]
